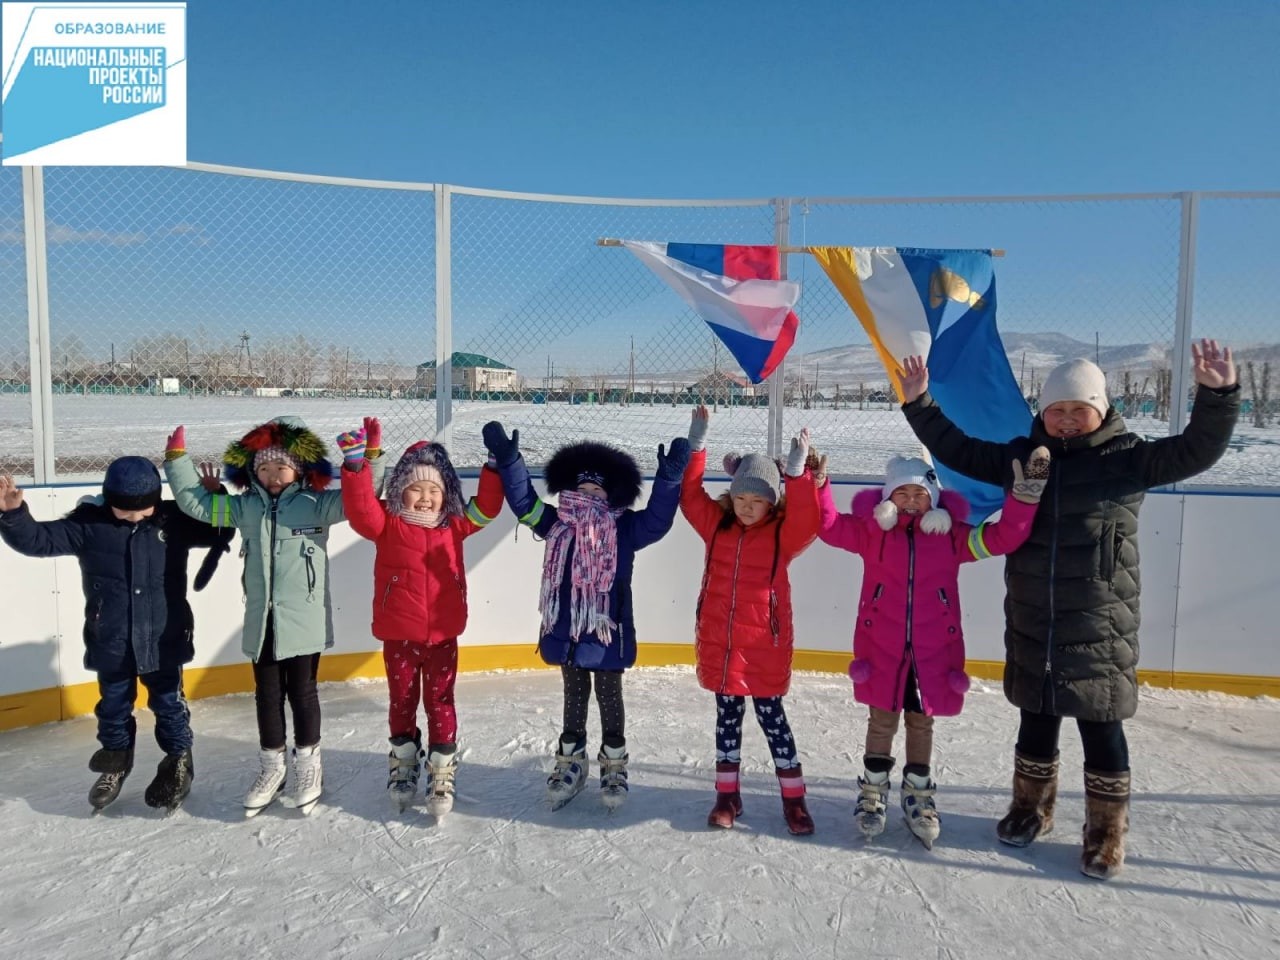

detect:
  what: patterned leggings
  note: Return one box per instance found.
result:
[715,694,799,770]
[562,665,625,748]
[383,638,459,748]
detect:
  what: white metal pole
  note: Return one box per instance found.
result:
[768,197,790,459]
[1169,191,1199,441]
[435,184,453,446]
[21,165,55,483]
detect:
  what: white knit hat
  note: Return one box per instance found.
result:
[1041,358,1108,418]
[409,463,444,487]
[881,456,940,507]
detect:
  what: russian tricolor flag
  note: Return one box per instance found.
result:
[622,240,800,383]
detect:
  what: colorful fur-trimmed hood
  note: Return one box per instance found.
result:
[223,416,335,492]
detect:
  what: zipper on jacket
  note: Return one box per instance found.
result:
[1044,462,1060,714]
[304,547,317,598]
[381,575,398,609]
[267,498,280,626]
[721,531,746,692]
[892,521,919,712]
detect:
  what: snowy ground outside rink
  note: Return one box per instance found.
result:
[1,667,1277,960]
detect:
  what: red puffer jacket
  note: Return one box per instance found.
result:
[342,465,504,644]
[680,449,820,697]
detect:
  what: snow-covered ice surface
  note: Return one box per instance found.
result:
[1,394,1276,487]
[1,667,1278,960]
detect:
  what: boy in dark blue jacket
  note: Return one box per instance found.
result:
[0,458,231,812]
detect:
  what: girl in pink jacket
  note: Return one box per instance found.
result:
[817,450,1048,847]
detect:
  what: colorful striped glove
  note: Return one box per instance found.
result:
[335,428,367,469]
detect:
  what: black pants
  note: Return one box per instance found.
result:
[251,622,321,751]
[561,665,624,748]
[1016,709,1129,773]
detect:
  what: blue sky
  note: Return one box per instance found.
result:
[184,0,1280,197]
[1,1,1277,381]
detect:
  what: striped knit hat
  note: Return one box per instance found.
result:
[223,417,334,491]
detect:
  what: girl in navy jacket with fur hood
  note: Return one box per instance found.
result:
[482,421,688,812]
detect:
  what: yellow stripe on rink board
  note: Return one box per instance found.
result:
[1,651,1276,732]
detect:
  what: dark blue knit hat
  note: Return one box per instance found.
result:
[103,456,162,511]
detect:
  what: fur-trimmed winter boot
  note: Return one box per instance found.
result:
[996,750,1059,847]
[708,761,743,829]
[1081,768,1130,880]
[778,765,814,836]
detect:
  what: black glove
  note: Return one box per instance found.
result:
[481,421,520,467]
[656,436,691,481]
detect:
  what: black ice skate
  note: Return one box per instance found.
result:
[88,747,134,812]
[144,749,194,813]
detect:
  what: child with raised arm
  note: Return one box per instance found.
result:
[0,459,231,813]
[482,420,688,811]
[338,430,504,815]
[899,341,1240,877]
[164,416,384,817]
[815,449,1048,847]
[679,404,822,836]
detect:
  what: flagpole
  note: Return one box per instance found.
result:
[778,245,1006,257]
[599,238,1005,257]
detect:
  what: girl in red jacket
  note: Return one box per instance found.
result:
[817,451,1048,847]
[679,405,822,836]
[338,430,504,815]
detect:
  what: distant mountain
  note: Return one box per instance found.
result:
[632,331,1277,389]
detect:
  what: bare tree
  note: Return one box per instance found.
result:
[326,346,350,394]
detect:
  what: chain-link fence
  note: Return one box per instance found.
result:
[6,160,1278,491]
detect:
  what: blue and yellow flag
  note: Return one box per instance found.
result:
[811,246,1031,521]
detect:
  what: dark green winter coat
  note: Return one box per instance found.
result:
[903,384,1240,722]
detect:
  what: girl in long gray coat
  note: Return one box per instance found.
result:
[898,340,1239,879]
[164,416,384,816]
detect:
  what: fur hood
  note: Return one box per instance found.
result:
[384,441,466,525]
[223,416,335,492]
[545,441,642,509]
[850,487,970,534]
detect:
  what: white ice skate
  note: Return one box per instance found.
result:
[243,748,287,819]
[901,771,941,849]
[546,738,588,811]
[425,749,458,817]
[387,737,423,813]
[598,744,629,811]
[280,744,323,816]
[855,769,890,838]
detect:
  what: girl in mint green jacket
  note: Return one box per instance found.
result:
[164,416,383,816]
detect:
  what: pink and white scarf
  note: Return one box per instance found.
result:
[540,491,624,645]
